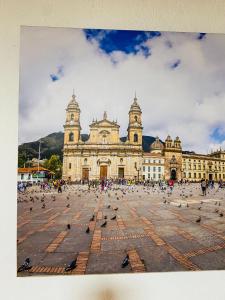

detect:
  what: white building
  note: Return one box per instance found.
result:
[17,167,52,183]
[142,137,165,181]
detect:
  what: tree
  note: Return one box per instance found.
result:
[44,155,62,179]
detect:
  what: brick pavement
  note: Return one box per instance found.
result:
[17,183,225,276]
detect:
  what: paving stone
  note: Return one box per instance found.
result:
[17,184,225,275]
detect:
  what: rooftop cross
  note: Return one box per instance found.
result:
[72,89,76,100]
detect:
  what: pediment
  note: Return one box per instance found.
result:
[90,119,120,128]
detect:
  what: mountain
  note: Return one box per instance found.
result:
[18,132,159,167]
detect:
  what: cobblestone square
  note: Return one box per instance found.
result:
[17,183,225,276]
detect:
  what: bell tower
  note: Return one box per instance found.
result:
[127,94,143,145]
[64,92,81,145]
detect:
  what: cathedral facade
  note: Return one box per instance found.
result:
[62,94,143,181]
[62,94,225,182]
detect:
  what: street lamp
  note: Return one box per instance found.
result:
[135,165,141,182]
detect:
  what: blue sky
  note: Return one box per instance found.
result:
[19,27,225,152]
[84,29,161,57]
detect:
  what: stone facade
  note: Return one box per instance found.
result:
[62,93,225,182]
[63,94,143,181]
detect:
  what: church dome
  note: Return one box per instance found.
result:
[129,95,141,112]
[67,93,80,111]
[151,136,164,150]
[165,135,172,141]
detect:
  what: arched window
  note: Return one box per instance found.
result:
[69,132,74,142]
[134,133,138,142]
[84,158,87,165]
[134,115,138,122]
[71,113,74,120]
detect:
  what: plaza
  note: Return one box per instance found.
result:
[17,183,225,276]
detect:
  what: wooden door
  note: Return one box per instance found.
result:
[82,168,89,180]
[118,167,124,178]
[100,166,107,179]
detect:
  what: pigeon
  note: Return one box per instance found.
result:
[215,209,219,213]
[121,254,129,268]
[17,258,32,272]
[178,204,181,208]
[66,196,70,200]
[111,215,116,220]
[42,204,46,209]
[86,226,90,233]
[198,207,202,210]
[64,259,77,272]
[114,207,118,211]
[163,199,167,204]
[104,216,107,219]
[219,212,223,217]
[107,205,111,209]
[67,224,71,230]
[196,216,201,223]
[66,204,70,208]
[89,215,95,221]
[30,207,32,212]
[101,221,107,227]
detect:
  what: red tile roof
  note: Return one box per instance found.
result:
[18,167,49,173]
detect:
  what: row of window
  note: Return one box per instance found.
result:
[144,159,163,164]
[183,172,225,179]
[143,166,162,172]
[143,174,162,179]
[183,164,225,171]
[183,158,225,165]
[68,132,139,143]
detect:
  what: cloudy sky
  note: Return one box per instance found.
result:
[19,26,225,153]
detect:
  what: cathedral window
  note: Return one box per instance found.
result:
[69,163,71,169]
[71,113,74,120]
[69,132,74,142]
[134,115,138,122]
[134,133,138,142]
[84,158,87,165]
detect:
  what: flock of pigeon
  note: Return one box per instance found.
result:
[17,183,225,273]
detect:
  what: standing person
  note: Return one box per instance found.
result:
[101,179,104,192]
[58,181,62,193]
[168,179,174,192]
[201,179,207,196]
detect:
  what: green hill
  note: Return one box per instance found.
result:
[18,132,160,167]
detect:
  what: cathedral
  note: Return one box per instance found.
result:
[62,93,225,182]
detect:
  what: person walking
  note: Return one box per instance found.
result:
[201,178,207,196]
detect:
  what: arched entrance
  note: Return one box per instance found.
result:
[170,169,177,180]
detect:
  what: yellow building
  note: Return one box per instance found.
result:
[62,93,143,181]
[182,150,225,182]
[62,93,225,182]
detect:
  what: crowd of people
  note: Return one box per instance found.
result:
[18,176,224,195]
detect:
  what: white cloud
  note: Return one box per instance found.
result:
[19,27,225,153]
